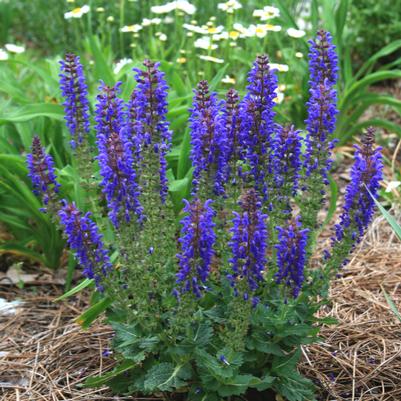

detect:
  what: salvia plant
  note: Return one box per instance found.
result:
[27,30,383,401]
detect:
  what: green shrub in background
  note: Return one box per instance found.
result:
[349,0,401,67]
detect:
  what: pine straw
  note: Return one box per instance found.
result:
[1,217,401,401]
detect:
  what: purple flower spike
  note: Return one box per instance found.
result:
[273,125,303,195]
[334,128,383,245]
[221,88,242,182]
[26,136,60,206]
[175,199,216,298]
[94,81,125,140]
[228,189,268,301]
[95,82,143,227]
[239,55,278,201]
[59,53,90,149]
[58,201,112,290]
[190,80,227,196]
[133,60,172,203]
[97,131,143,227]
[275,218,309,298]
[304,30,339,184]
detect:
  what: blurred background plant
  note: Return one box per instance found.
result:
[0,0,400,276]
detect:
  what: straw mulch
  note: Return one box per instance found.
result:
[1,216,400,401]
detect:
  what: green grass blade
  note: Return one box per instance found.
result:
[367,187,401,241]
[381,286,401,323]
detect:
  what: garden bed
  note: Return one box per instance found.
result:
[1,216,400,401]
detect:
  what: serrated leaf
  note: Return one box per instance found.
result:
[216,374,257,397]
[192,323,213,347]
[272,348,301,375]
[144,362,190,392]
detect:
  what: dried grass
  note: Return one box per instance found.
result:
[1,216,400,401]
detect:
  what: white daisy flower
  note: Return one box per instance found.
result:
[222,75,236,84]
[151,1,196,15]
[194,36,218,50]
[183,23,208,34]
[253,6,280,21]
[217,0,242,14]
[0,49,9,60]
[64,5,90,19]
[198,55,224,63]
[287,28,306,38]
[269,63,289,72]
[5,43,25,54]
[121,24,143,33]
[113,58,133,74]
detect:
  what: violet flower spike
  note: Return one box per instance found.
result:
[189,80,227,196]
[175,199,216,298]
[94,81,125,140]
[26,136,60,207]
[221,88,242,182]
[95,83,143,227]
[58,201,112,290]
[59,53,90,149]
[228,189,268,302]
[275,218,309,298]
[133,60,172,203]
[272,125,303,199]
[334,128,383,245]
[304,30,339,184]
[239,55,278,201]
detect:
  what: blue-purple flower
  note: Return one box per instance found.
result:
[94,81,125,140]
[26,136,60,206]
[133,60,172,202]
[97,130,143,227]
[221,88,242,182]
[95,83,143,227]
[189,80,227,196]
[275,218,309,297]
[175,198,216,298]
[239,55,278,201]
[59,53,90,149]
[273,125,302,196]
[228,189,268,302]
[304,30,339,184]
[58,201,112,290]
[334,128,383,244]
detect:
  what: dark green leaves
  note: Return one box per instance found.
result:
[144,362,191,392]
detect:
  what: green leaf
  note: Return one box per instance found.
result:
[339,118,401,145]
[177,130,191,180]
[192,323,213,347]
[55,278,94,301]
[144,362,191,392]
[341,70,401,110]
[356,39,401,80]
[272,348,301,375]
[83,360,136,387]
[88,35,114,86]
[0,103,64,124]
[209,64,229,91]
[335,0,349,47]
[368,187,401,241]
[216,374,258,397]
[0,242,46,265]
[76,297,113,329]
[381,286,401,323]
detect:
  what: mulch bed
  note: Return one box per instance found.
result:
[1,216,401,401]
